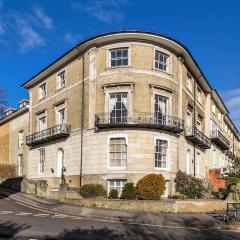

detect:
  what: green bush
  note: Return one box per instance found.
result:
[108,189,118,199]
[136,174,165,200]
[227,177,240,185]
[121,182,137,199]
[175,171,207,199]
[79,184,106,198]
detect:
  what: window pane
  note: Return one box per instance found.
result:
[110,138,127,167]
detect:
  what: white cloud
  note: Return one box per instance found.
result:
[64,32,82,44]
[33,6,54,30]
[0,0,5,35]
[13,14,45,53]
[221,89,240,129]
[72,0,129,23]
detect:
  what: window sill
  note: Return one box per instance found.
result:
[107,167,127,170]
[55,85,66,93]
[38,96,47,102]
[153,68,173,77]
[154,167,169,171]
[106,65,132,70]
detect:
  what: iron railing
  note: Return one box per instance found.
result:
[211,130,230,150]
[26,124,70,146]
[185,126,211,149]
[95,112,184,133]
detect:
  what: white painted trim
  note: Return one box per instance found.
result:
[38,81,47,101]
[153,46,173,75]
[153,135,170,171]
[107,134,128,170]
[56,68,67,90]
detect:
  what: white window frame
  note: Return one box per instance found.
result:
[18,130,24,148]
[186,149,191,174]
[154,136,170,170]
[196,152,201,177]
[153,47,172,74]
[155,51,170,72]
[56,70,66,89]
[39,148,45,174]
[37,112,47,131]
[108,179,126,197]
[150,87,172,116]
[38,82,47,100]
[197,87,203,105]
[107,43,131,68]
[55,103,66,125]
[17,154,23,176]
[186,73,193,93]
[107,134,128,169]
[104,85,133,119]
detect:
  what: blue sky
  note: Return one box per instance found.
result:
[0,0,239,129]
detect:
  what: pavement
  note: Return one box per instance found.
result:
[0,187,239,239]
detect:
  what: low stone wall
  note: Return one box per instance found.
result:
[60,195,228,213]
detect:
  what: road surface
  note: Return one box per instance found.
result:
[0,193,239,239]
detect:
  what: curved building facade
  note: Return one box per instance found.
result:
[21,31,240,196]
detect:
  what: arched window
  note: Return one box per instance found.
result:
[57,148,64,177]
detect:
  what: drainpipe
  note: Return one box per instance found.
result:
[193,78,196,177]
[76,46,85,188]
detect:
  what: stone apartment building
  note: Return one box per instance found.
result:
[1,31,239,196]
[0,100,29,176]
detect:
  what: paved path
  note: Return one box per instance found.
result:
[0,190,240,239]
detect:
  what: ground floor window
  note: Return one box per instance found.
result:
[39,148,45,174]
[109,137,127,168]
[17,154,23,176]
[108,179,126,197]
[155,139,168,169]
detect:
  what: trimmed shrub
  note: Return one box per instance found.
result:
[227,176,240,185]
[121,182,137,200]
[79,184,106,198]
[175,171,207,199]
[136,174,165,200]
[108,189,118,199]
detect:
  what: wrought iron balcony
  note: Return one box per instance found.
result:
[26,124,70,146]
[95,112,184,133]
[224,150,235,159]
[211,130,230,150]
[185,127,211,149]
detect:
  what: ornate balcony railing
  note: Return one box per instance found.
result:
[185,126,211,149]
[95,112,184,133]
[211,130,230,150]
[26,124,70,146]
[224,150,235,159]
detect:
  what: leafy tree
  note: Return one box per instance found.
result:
[0,87,8,118]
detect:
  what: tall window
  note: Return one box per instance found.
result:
[57,148,64,177]
[57,108,65,125]
[39,149,45,174]
[17,154,23,176]
[196,153,201,177]
[155,51,169,72]
[109,137,127,168]
[186,73,193,92]
[155,139,168,169]
[109,93,128,123]
[39,83,47,100]
[58,71,65,89]
[18,130,24,148]
[186,150,191,174]
[197,87,202,104]
[38,116,47,131]
[110,48,128,67]
[154,95,167,123]
[196,114,203,131]
[108,180,126,197]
